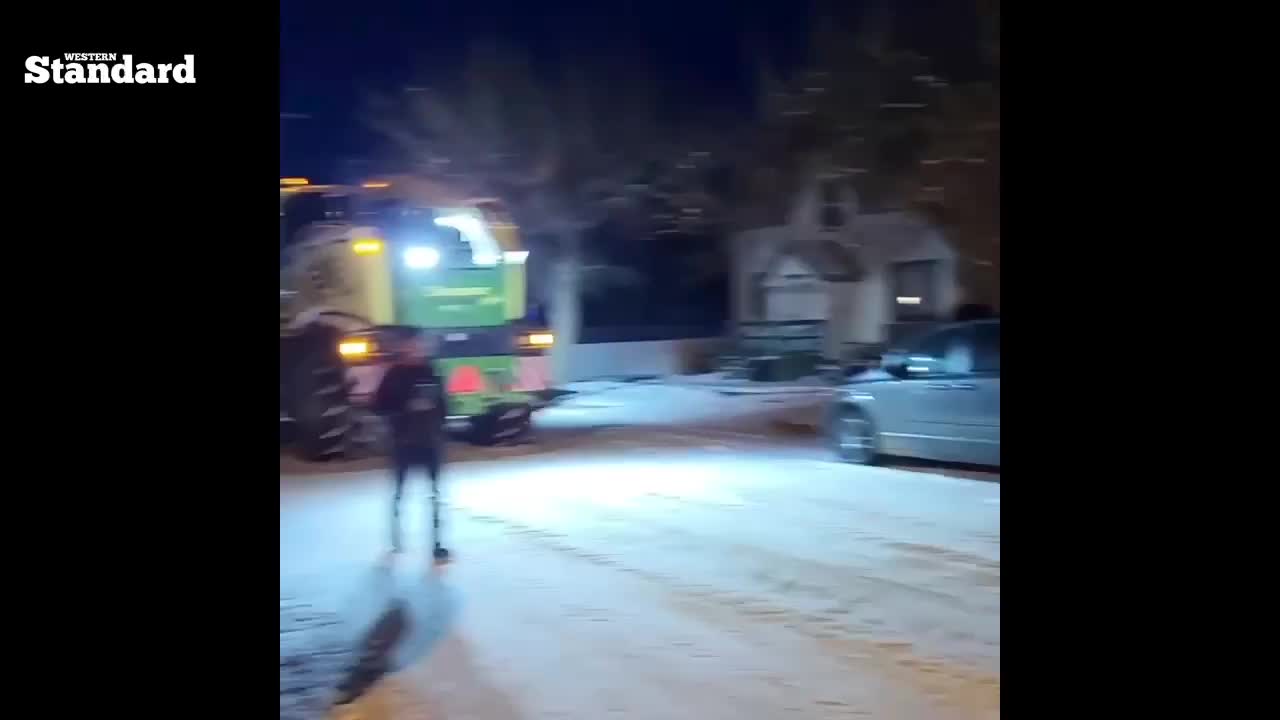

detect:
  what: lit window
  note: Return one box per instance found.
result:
[891,261,938,320]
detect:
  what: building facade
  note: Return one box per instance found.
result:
[731,175,961,359]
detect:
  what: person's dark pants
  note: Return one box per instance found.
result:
[390,444,444,551]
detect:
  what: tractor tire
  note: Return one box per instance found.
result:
[343,407,390,460]
[469,403,533,447]
[291,343,354,461]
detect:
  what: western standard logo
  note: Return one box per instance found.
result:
[24,53,196,84]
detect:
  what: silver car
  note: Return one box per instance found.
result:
[828,319,1000,466]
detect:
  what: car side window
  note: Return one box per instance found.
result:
[973,322,1000,373]
[904,326,978,375]
[908,328,951,359]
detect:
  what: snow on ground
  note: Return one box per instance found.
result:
[449,451,1000,678]
[281,381,829,477]
[282,379,998,719]
[545,379,830,432]
[564,373,835,396]
[282,444,999,720]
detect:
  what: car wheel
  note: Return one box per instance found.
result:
[832,406,878,465]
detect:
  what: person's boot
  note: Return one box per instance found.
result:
[385,527,403,563]
[429,490,449,564]
[432,544,451,564]
[390,505,404,555]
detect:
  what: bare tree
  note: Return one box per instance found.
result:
[910,83,1000,308]
[908,0,1000,309]
[730,3,936,226]
[368,42,723,382]
[734,0,1000,310]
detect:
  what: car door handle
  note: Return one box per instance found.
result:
[926,383,952,390]
[950,383,977,390]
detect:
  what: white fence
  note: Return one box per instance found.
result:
[565,337,724,382]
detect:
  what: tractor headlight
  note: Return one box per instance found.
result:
[403,246,440,269]
[338,339,373,359]
[352,239,383,255]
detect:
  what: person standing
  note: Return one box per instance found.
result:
[372,329,451,563]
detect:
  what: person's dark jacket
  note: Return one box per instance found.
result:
[373,361,449,451]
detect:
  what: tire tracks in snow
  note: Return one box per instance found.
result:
[458,506,1000,719]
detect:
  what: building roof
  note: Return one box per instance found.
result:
[733,167,899,232]
[742,209,954,285]
[848,212,953,267]
[765,237,865,282]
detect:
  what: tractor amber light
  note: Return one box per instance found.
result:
[528,333,554,347]
[280,177,310,186]
[338,340,370,357]
[352,239,383,255]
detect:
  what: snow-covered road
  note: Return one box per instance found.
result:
[281,380,998,719]
[282,444,998,719]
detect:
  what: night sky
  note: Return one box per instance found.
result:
[280,0,978,180]
[282,0,814,180]
[279,0,982,329]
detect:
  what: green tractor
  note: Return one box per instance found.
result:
[280,176,552,460]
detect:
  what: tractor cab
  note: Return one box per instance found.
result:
[280,176,552,457]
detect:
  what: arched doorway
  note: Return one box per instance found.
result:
[762,255,829,322]
[752,239,864,357]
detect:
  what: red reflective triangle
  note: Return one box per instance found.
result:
[447,365,487,395]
